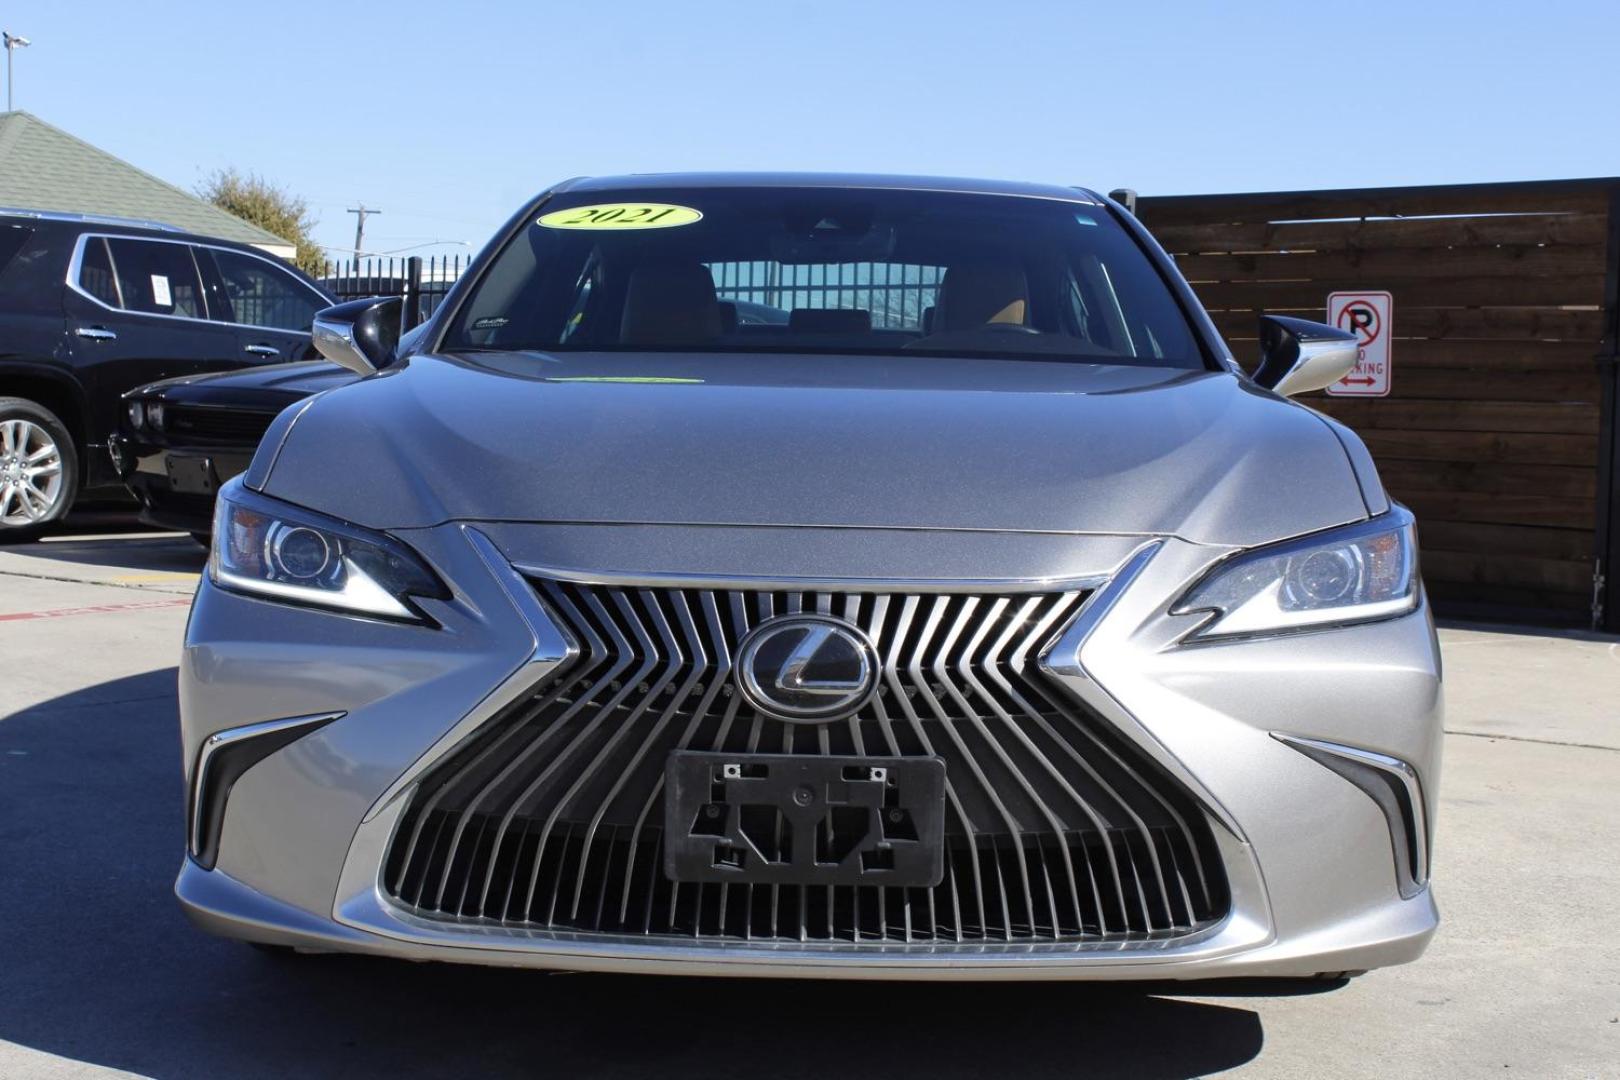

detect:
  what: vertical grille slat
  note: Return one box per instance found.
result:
[885,594,987,938]
[384,577,1230,946]
[509,586,641,925]
[967,595,1078,937]
[614,590,710,924]
[988,591,1129,931]
[1006,617,1218,920]
[566,590,686,920]
[913,595,1019,938]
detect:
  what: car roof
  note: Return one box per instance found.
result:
[556,172,1105,204]
[0,207,279,253]
[0,209,329,294]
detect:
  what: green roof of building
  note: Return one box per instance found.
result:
[0,111,292,253]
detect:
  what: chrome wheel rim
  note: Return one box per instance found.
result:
[0,418,65,527]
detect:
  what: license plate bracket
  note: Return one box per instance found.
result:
[165,453,217,495]
[664,752,946,887]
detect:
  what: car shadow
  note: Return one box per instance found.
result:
[0,668,1291,1080]
[7,531,206,575]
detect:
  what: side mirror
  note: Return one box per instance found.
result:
[311,296,403,376]
[1253,314,1359,398]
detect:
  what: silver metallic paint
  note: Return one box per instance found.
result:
[1039,536,1442,950]
[181,524,571,916]
[176,174,1439,978]
[254,353,1369,548]
[1314,411,1391,517]
[188,711,344,857]
[1273,733,1430,892]
[180,524,1441,977]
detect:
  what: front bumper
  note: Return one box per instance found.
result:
[176,521,1442,979]
[111,432,253,534]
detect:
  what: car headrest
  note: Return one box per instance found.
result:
[788,308,872,334]
[934,261,1029,332]
[619,261,723,345]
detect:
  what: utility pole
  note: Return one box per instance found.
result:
[3,31,31,112]
[347,204,380,262]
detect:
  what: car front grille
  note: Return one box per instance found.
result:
[161,406,278,447]
[383,579,1229,946]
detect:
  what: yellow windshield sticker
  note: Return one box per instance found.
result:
[537,203,702,230]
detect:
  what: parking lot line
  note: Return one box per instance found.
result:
[108,572,200,584]
[0,598,193,623]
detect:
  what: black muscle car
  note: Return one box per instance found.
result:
[114,361,356,538]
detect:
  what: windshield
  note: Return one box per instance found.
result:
[443,187,1205,368]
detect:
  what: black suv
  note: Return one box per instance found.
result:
[0,210,333,540]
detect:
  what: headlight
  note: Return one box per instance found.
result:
[1173,512,1419,640]
[127,401,145,430]
[208,481,448,621]
[147,402,165,430]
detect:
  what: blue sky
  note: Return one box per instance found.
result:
[6,0,1617,257]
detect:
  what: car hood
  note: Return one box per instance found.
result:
[132,361,357,406]
[257,351,1373,546]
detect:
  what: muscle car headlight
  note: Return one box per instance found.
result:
[208,481,447,621]
[1174,513,1418,640]
[126,402,146,430]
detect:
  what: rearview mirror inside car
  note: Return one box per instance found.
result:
[1253,314,1359,398]
[312,296,404,376]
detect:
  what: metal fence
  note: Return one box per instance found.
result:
[314,254,944,334]
[709,261,944,328]
[316,253,469,330]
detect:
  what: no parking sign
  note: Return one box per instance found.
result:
[1325,291,1393,397]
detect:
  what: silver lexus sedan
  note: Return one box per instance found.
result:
[177,174,1440,980]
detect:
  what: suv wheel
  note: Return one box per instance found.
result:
[0,397,78,543]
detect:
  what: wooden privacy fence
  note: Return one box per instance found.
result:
[1136,179,1620,630]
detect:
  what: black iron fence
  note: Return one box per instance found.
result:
[709,261,944,329]
[314,254,947,334]
[316,253,469,330]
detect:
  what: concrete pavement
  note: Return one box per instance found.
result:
[1,532,1616,1079]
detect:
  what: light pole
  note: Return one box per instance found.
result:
[3,32,30,112]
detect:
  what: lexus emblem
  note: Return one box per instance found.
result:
[735,614,879,723]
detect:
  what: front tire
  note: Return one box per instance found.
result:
[0,397,78,544]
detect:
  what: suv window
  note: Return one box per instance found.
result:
[0,224,33,279]
[106,238,205,318]
[76,236,120,306]
[208,249,324,332]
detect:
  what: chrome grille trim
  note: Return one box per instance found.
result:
[382,577,1229,946]
[509,561,1111,595]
